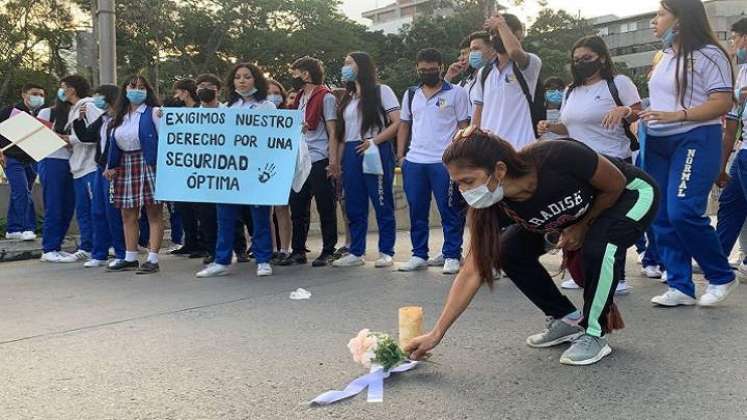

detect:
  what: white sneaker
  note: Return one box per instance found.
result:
[332,254,365,267]
[108,259,123,268]
[5,232,22,240]
[59,250,90,263]
[257,263,273,277]
[196,263,229,278]
[651,288,696,307]
[698,280,738,306]
[399,256,428,272]
[374,254,394,268]
[21,231,36,241]
[443,258,461,275]
[642,265,662,279]
[427,253,445,267]
[84,259,108,268]
[661,271,668,283]
[561,277,581,289]
[40,251,66,263]
[615,281,631,295]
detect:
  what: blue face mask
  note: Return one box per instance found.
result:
[341,65,357,82]
[468,51,487,69]
[126,88,147,105]
[267,94,283,107]
[737,48,747,65]
[28,95,44,109]
[57,88,67,102]
[93,95,108,110]
[661,24,678,49]
[545,90,563,105]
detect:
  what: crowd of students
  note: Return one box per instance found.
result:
[1,0,745,365]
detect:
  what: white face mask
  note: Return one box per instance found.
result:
[461,179,504,209]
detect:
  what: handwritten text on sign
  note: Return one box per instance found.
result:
[155,108,302,205]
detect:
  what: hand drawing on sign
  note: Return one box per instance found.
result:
[258,163,277,183]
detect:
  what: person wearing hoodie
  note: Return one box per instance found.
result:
[57,75,103,263]
[0,83,46,242]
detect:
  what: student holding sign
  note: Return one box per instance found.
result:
[332,52,400,268]
[196,63,275,278]
[71,84,126,269]
[0,83,46,242]
[105,76,164,274]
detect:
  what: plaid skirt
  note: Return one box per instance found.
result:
[110,151,159,209]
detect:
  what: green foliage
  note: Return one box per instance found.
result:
[370,332,408,371]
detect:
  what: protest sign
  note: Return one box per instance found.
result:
[155,107,302,206]
[0,111,66,161]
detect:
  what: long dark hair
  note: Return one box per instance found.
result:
[442,131,532,287]
[110,75,160,130]
[570,35,617,89]
[661,0,734,108]
[337,52,384,141]
[226,62,269,107]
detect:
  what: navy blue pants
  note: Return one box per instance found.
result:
[342,141,396,257]
[646,125,734,297]
[5,157,37,234]
[91,167,125,260]
[215,204,272,265]
[38,158,75,253]
[73,171,96,253]
[717,149,747,263]
[402,160,466,260]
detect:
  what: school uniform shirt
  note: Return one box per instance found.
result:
[500,140,643,234]
[37,107,71,160]
[114,104,161,151]
[647,45,733,136]
[401,82,471,164]
[727,63,747,150]
[560,75,641,159]
[228,97,277,111]
[299,91,337,163]
[471,54,542,150]
[459,75,478,116]
[66,97,103,179]
[342,84,400,142]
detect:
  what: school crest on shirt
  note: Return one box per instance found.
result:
[505,74,516,84]
[436,97,448,110]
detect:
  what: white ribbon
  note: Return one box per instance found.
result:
[310,361,419,406]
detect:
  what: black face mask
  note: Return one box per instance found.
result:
[291,77,306,91]
[418,71,441,87]
[573,59,602,81]
[197,88,217,103]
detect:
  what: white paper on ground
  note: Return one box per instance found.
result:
[289,288,311,300]
[0,111,66,161]
[310,360,419,405]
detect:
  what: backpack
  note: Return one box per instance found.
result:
[565,78,640,151]
[480,61,546,138]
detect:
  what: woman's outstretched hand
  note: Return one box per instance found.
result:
[403,331,442,361]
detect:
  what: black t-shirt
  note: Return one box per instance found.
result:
[500,139,641,234]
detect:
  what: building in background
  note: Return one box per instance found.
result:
[594,0,747,76]
[362,0,454,34]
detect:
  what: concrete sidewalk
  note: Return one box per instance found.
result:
[1,229,746,419]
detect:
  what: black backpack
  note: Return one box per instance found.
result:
[565,78,640,151]
[480,61,546,138]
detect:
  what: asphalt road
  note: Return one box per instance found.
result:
[2,230,746,420]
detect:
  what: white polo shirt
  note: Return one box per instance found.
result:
[647,45,733,136]
[401,82,471,164]
[472,53,542,150]
[37,107,71,160]
[459,75,478,117]
[560,75,641,159]
[727,64,747,150]
[342,84,400,142]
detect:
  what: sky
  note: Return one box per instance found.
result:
[340,0,658,25]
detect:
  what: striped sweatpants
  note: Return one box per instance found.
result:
[501,175,659,337]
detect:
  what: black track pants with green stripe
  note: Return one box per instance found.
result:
[501,177,659,337]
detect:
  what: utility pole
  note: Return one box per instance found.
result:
[90,0,99,86]
[97,0,117,85]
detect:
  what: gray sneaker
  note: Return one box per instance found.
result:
[559,334,612,366]
[526,317,584,348]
